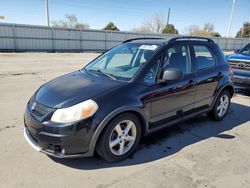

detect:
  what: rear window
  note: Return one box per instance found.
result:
[193,45,216,70]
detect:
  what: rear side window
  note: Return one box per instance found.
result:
[193,45,216,70]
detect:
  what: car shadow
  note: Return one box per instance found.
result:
[50,101,250,170]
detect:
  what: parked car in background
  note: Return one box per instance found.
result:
[24,37,234,162]
[226,43,250,89]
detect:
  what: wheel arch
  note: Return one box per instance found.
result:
[212,83,234,107]
[222,85,234,98]
[88,106,148,156]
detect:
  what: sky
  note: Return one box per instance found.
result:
[0,0,249,37]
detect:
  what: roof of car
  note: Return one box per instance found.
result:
[124,36,215,45]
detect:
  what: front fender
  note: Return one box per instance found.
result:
[87,106,148,156]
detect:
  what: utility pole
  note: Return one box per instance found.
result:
[45,0,50,26]
[227,0,236,38]
[167,8,170,25]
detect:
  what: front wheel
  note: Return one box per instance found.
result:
[96,113,142,162]
[207,90,231,121]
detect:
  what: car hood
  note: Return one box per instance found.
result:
[35,70,123,108]
[227,53,250,62]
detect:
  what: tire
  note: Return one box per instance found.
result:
[207,90,231,121]
[96,113,142,162]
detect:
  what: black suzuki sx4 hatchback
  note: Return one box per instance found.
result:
[24,37,234,162]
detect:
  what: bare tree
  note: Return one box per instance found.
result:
[51,14,89,29]
[132,26,151,33]
[202,22,214,33]
[185,22,221,37]
[133,12,166,33]
[184,25,200,36]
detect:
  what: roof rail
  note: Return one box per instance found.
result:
[168,36,214,44]
[123,37,165,43]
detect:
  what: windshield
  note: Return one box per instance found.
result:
[239,44,250,55]
[85,43,160,81]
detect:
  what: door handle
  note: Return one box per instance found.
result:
[189,80,195,84]
[207,72,222,82]
[188,80,195,86]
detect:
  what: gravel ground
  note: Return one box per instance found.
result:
[0,53,250,188]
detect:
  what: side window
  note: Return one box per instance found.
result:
[144,57,160,85]
[241,44,250,55]
[163,45,191,75]
[193,45,216,70]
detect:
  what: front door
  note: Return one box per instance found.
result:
[145,44,196,124]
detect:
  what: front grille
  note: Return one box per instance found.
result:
[29,98,51,116]
[229,61,250,71]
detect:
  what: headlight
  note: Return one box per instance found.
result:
[51,99,98,123]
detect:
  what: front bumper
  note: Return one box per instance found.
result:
[23,127,92,158]
[24,104,96,158]
[233,71,250,88]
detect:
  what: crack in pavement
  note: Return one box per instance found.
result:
[0,72,46,81]
[0,125,16,133]
[0,72,38,76]
[33,73,47,82]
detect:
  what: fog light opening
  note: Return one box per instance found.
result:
[61,148,66,155]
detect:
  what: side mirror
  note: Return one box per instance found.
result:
[160,69,183,82]
[234,49,240,54]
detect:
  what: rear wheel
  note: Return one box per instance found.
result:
[207,90,231,121]
[96,113,142,162]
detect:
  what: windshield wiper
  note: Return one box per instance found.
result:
[88,69,116,80]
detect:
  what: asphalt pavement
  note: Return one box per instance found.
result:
[0,53,250,188]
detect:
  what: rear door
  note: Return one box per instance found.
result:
[191,43,221,109]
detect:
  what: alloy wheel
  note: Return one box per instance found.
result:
[109,120,137,156]
[216,94,229,117]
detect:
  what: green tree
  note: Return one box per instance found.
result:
[103,22,119,31]
[212,32,221,37]
[162,24,178,34]
[51,14,89,29]
[236,22,250,38]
